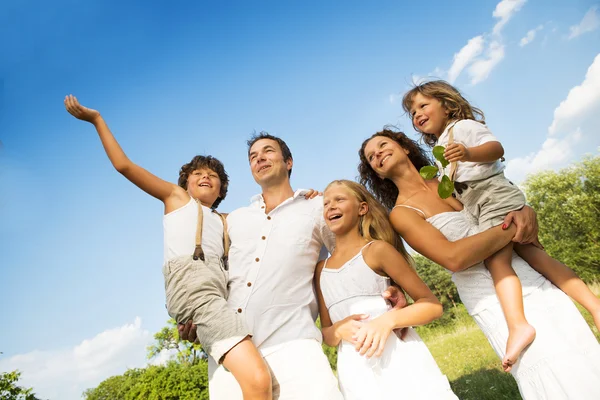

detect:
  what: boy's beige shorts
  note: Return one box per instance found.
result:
[162,254,249,363]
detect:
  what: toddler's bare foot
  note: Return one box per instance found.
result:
[502,323,536,372]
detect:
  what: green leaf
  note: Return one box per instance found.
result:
[438,175,455,199]
[433,145,449,168]
[420,165,439,180]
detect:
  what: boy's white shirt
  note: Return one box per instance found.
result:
[437,119,504,182]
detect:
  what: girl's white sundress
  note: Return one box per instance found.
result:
[398,206,600,400]
[320,242,458,400]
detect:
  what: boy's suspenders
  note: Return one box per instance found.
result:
[192,200,230,267]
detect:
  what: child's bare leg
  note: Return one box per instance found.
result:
[221,337,272,400]
[486,243,536,372]
[516,243,600,331]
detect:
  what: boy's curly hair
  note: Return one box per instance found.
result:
[178,155,229,209]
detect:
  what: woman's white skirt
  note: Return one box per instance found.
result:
[473,279,600,400]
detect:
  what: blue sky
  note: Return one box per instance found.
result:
[1,1,599,398]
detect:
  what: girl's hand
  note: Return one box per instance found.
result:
[444,143,470,162]
[334,314,368,345]
[353,314,395,358]
[304,189,323,200]
[64,94,101,123]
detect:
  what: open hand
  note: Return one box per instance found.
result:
[353,314,394,358]
[304,189,323,200]
[334,314,368,345]
[64,94,101,123]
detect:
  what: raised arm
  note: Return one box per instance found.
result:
[391,207,516,272]
[65,95,188,213]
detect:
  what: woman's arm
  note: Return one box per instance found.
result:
[65,95,188,213]
[391,207,516,272]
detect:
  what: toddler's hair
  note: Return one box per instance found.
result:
[401,80,485,147]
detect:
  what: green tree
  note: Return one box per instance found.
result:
[413,255,460,309]
[146,319,205,366]
[0,370,43,400]
[523,155,600,282]
[84,320,209,399]
[412,254,463,327]
[83,362,209,400]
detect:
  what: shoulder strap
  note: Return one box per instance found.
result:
[447,125,458,182]
[392,204,426,218]
[193,200,205,261]
[192,201,230,262]
[212,210,230,262]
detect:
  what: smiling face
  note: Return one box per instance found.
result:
[409,92,449,137]
[186,168,222,207]
[363,135,410,179]
[323,183,368,236]
[248,138,293,187]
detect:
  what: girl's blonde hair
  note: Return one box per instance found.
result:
[401,80,485,147]
[325,180,413,265]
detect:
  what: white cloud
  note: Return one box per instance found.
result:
[568,6,600,39]
[447,36,485,83]
[442,0,526,85]
[467,41,505,85]
[519,24,544,46]
[0,318,153,400]
[148,348,178,366]
[548,53,600,135]
[492,0,527,35]
[505,129,582,183]
[506,54,600,182]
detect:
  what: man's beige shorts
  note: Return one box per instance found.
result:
[162,254,249,363]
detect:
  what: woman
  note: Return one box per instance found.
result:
[357,128,600,400]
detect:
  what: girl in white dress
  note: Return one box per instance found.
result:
[359,128,600,400]
[314,179,458,400]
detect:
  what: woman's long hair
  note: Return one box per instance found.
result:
[358,128,432,210]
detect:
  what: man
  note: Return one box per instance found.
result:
[204,132,341,399]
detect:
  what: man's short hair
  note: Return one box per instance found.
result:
[247,132,293,177]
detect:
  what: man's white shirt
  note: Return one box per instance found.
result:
[226,189,334,355]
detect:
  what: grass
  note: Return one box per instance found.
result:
[414,286,600,400]
[416,307,522,400]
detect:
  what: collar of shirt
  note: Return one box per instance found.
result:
[437,120,458,145]
[249,188,311,208]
